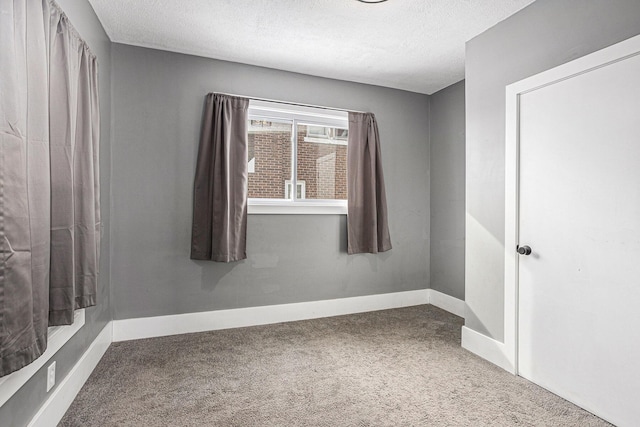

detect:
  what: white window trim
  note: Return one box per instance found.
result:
[247,99,348,215]
[248,198,347,215]
[0,309,85,407]
[249,100,348,127]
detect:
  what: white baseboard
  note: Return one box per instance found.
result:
[113,289,431,342]
[28,322,113,427]
[461,326,515,373]
[427,290,465,318]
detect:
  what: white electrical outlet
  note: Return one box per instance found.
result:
[47,361,56,392]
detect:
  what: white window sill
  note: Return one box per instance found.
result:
[248,199,347,215]
[0,309,85,407]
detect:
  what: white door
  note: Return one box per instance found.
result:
[517,49,640,426]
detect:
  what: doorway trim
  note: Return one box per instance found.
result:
[503,33,640,376]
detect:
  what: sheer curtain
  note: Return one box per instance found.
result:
[191,94,249,262]
[0,0,100,377]
[347,112,392,254]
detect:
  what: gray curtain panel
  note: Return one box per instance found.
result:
[0,0,100,377]
[347,112,392,254]
[1,0,51,377]
[48,2,101,326]
[191,94,249,262]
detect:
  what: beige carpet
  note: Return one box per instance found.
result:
[60,305,609,426]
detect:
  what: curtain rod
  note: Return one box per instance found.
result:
[212,92,367,114]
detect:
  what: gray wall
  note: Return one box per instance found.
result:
[111,44,431,320]
[0,0,112,426]
[429,80,465,301]
[465,0,640,340]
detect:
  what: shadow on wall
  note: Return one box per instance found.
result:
[339,215,348,253]
[345,248,394,272]
[464,307,493,338]
[465,212,505,340]
[194,260,241,291]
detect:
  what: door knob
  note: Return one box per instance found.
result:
[517,245,532,255]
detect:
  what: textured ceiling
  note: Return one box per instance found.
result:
[89,0,535,94]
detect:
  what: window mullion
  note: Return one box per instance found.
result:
[291,119,298,202]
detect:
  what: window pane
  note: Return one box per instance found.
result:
[296,124,347,200]
[248,120,292,199]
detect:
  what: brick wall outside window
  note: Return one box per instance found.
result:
[248,124,347,200]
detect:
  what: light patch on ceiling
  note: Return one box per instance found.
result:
[89,0,535,94]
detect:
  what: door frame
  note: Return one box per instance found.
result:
[503,33,640,375]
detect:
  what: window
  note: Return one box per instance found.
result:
[285,180,306,199]
[247,100,348,214]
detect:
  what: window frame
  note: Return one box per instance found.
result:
[247,100,348,215]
